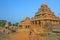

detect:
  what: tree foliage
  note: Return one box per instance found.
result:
[8,22,12,26]
[0,20,12,27]
[13,22,19,26]
[0,20,7,27]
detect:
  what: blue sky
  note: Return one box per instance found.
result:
[0,0,60,23]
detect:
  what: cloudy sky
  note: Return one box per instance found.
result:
[0,0,60,23]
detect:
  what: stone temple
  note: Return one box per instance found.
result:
[17,3,60,40]
[18,3,59,29]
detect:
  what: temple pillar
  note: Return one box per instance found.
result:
[41,21,43,27]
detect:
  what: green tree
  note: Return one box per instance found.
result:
[13,22,19,26]
[0,20,7,27]
[8,22,12,26]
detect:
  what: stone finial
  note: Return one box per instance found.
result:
[41,3,48,8]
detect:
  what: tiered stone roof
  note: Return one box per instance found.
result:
[31,3,59,21]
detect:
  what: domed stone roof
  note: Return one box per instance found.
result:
[22,17,30,21]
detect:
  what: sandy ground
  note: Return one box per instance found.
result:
[9,29,30,40]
